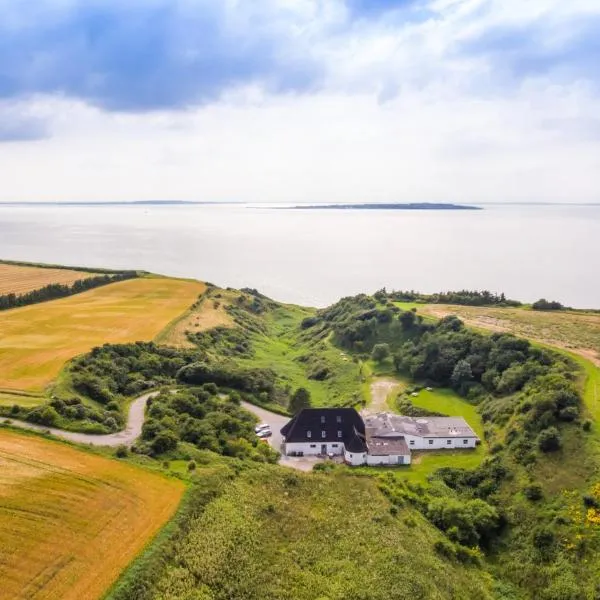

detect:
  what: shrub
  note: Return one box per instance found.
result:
[558,406,579,422]
[523,484,543,501]
[582,419,593,432]
[115,445,129,458]
[371,343,391,363]
[187,460,197,472]
[538,427,562,452]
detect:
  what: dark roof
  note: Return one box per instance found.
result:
[281,407,367,451]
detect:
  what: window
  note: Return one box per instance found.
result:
[409,440,415,446]
[428,439,433,445]
[337,430,342,438]
[321,430,326,438]
[320,415,325,424]
[307,431,312,438]
[463,439,468,445]
[310,444,316,448]
[336,416,342,423]
[447,439,452,445]
[332,444,338,448]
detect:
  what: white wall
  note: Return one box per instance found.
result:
[366,454,411,466]
[284,441,344,456]
[343,448,367,466]
[403,435,478,450]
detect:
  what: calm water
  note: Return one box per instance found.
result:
[0,203,598,308]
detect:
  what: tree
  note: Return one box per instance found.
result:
[451,360,473,388]
[399,310,416,330]
[371,343,391,363]
[289,388,311,414]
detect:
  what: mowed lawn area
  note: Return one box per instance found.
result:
[0,276,204,392]
[0,429,184,600]
[0,263,97,295]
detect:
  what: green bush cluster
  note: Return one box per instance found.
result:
[135,387,279,463]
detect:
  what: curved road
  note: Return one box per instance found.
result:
[0,391,156,447]
[1,393,290,450]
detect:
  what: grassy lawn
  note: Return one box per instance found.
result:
[0,276,204,393]
[0,428,184,600]
[360,446,486,485]
[410,387,485,438]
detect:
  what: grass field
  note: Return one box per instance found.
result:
[116,464,493,600]
[417,304,600,366]
[155,285,236,348]
[0,276,204,392]
[0,428,184,600]
[0,263,97,296]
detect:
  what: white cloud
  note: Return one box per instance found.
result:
[0,0,598,202]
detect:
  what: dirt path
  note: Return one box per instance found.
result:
[365,378,402,415]
[1,391,156,447]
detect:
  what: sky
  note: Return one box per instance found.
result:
[0,0,599,203]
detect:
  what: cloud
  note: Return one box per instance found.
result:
[0,0,599,113]
[0,101,49,141]
[0,0,322,111]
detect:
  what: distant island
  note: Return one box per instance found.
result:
[287,202,482,211]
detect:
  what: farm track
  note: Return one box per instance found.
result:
[2,391,156,447]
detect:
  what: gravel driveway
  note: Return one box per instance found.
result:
[240,401,324,472]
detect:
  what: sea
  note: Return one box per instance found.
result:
[0,203,598,309]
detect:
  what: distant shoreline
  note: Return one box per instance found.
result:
[285,203,482,211]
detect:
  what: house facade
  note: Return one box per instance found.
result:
[280,407,367,459]
[280,408,479,467]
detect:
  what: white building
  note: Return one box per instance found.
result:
[280,409,479,467]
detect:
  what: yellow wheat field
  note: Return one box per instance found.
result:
[0,276,205,391]
[0,264,97,296]
[0,428,185,600]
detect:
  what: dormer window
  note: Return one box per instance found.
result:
[321,415,326,424]
[307,431,312,438]
[321,430,326,438]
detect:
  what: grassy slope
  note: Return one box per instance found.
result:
[0,427,184,600]
[0,275,204,393]
[120,463,494,600]
[238,302,365,407]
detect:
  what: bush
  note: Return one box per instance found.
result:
[115,445,129,458]
[538,427,562,452]
[371,343,391,363]
[582,419,593,432]
[523,484,543,501]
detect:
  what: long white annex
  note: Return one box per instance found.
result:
[280,408,480,467]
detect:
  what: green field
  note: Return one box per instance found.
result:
[108,463,494,600]
[410,387,485,438]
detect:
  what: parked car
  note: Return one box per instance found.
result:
[254,423,270,433]
[257,429,272,439]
